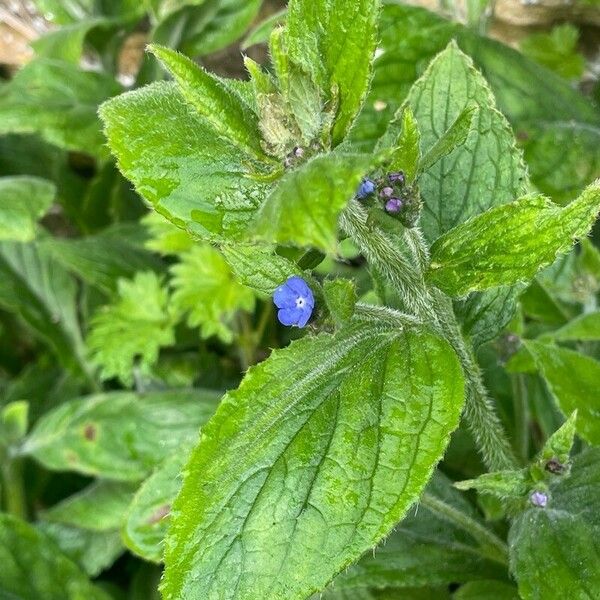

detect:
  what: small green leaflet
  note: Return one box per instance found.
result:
[285,0,380,143]
[525,341,600,445]
[0,176,55,242]
[254,153,374,252]
[99,81,271,243]
[170,245,256,343]
[545,312,600,342]
[0,514,111,600]
[87,271,175,385]
[509,449,600,599]
[428,181,600,297]
[162,323,464,599]
[22,389,221,481]
[405,42,527,243]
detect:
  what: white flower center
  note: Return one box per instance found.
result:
[296,296,306,309]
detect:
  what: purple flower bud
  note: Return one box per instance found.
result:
[530,491,548,508]
[388,171,405,184]
[385,198,403,214]
[293,146,304,158]
[380,186,394,198]
[356,178,376,199]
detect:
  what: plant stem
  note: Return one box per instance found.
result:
[237,312,255,371]
[420,491,509,566]
[1,456,27,519]
[511,373,529,464]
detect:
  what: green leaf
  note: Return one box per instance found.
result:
[99,81,270,243]
[0,176,55,242]
[417,103,478,175]
[455,287,521,348]
[170,245,256,343]
[405,42,527,243]
[254,153,373,252]
[0,514,111,600]
[0,401,29,445]
[39,522,124,578]
[87,271,175,385]
[162,323,464,599]
[520,24,585,81]
[327,474,506,592]
[123,447,191,563]
[143,212,195,255]
[0,59,121,157]
[428,182,600,297]
[23,389,220,480]
[242,8,287,49]
[381,107,421,181]
[454,580,520,600]
[149,45,268,162]
[286,0,380,143]
[0,241,88,374]
[324,279,357,325]
[455,470,528,500]
[509,449,600,599]
[221,244,302,297]
[34,0,144,23]
[525,341,600,445]
[41,224,163,295]
[540,411,578,466]
[42,480,137,531]
[546,312,600,342]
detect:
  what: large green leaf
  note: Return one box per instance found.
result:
[254,153,373,252]
[0,176,55,242]
[99,81,270,242]
[525,341,600,445]
[162,323,465,599]
[0,514,111,600]
[509,449,600,599]
[22,389,221,481]
[428,182,600,297]
[327,474,506,592]
[286,0,380,143]
[0,59,121,157]
[404,42,526,242]
[123,447,191,563]
[0,241,87,374]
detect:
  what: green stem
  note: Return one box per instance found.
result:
[1,456,27,519]
[511,373,529,464]
[420,492,509,566]
[237,313,255,371]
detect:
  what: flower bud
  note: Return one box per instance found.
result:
[385,198,403,214]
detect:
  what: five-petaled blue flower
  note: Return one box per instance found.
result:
[273,276,314,328]
[356,178,376,199]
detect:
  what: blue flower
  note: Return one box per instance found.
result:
[273,276,315,328]
[529,490,548,508]
[356,178,376,199]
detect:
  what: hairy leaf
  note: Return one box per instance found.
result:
[428,182,600,297]
[162,323,464,599]
[0,514,110,600]
[99,82,270,243]
[526,341,600,445]
[254,153,373,252]
[23,389,220,480]
[0,176,55,242]
[87,271,175,385]
[170,245,255,343]
[509,449,600,599]
[286,0,380,143]
[405,42,527,242]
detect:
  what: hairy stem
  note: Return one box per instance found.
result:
[420,491,509,566]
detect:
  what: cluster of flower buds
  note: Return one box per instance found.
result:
[355,171,408,216]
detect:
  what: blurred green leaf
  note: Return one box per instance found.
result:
[0,514,111,599]
[0,59,121,157]
[242,8,287,49]
[31,19,106,63]
[87,271,175,385]
[34,0,145,23]
[0,177,55,242]
[170,245,256,343]
[162,324,464,599]
[454,580,519,600]
[23,389,221,480]
[142,212,195,255]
